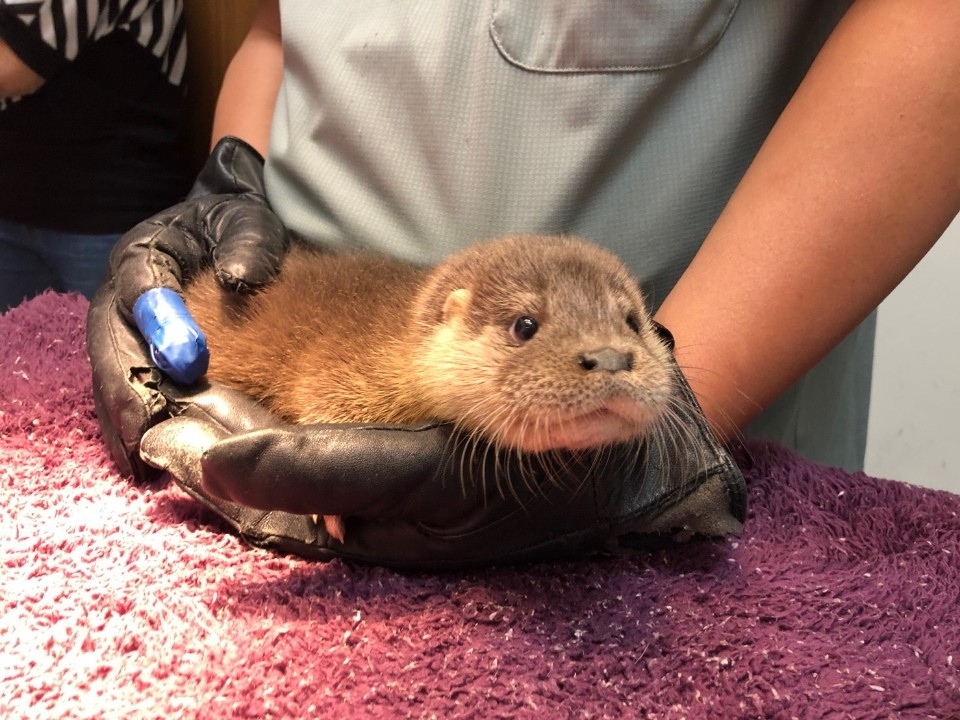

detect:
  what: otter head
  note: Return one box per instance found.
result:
[410,234,676,453]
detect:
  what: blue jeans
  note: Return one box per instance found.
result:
[0,217,120,311]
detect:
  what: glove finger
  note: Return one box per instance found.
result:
[199,422,461,518]
[141,416,338,558]
[110,136,282,313]
[109,211,211,319]
[198,420,602,532]
[209,201,289,292]
[184,135,289,292]
[141,416,226,479]
[194,419,613,567]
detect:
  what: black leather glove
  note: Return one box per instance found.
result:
[138,340,747,569]
[87,136,288,482]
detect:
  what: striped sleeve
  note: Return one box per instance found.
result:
[0,0,186,85]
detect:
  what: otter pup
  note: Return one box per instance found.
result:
[182,234,678,541]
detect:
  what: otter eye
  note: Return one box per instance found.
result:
[625,313,641,334]
[510,315,539,343]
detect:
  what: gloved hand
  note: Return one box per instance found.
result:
[87,136,288,482]
[138,338,747,569]
[87,136,746,568]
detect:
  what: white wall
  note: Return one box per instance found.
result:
[865,213,960,492]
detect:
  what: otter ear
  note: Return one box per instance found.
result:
[442,288,472,323]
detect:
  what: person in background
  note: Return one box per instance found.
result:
[0,0,190,311]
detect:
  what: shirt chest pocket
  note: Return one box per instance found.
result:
[490,0,740,73]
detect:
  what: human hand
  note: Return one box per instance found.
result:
[86,136,288,481]
[139,349,747,568]
[87,137,745,567]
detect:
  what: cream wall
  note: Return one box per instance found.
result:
[865,213,960,492]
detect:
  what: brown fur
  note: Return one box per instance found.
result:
[182,234,679,540]
[184,248,431,425]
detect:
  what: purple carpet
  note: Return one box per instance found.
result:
[2,291,958,719]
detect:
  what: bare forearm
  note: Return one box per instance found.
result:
[655,0,960,438]
[210,0,282,155]
[0,37,42,98]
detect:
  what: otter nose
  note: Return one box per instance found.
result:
[578,348,634,373]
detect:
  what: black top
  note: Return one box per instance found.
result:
[0,0,190,233]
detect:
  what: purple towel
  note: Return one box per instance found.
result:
[2,291,958,718]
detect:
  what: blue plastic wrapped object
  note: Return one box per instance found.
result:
[132,288,209,385]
